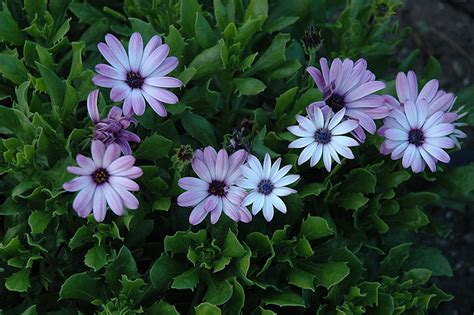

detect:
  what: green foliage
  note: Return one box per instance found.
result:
[0,0,468,314]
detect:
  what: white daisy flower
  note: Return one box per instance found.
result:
[237,154,299,222]
[288,107,360,172]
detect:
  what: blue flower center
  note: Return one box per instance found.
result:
[92,168,109,185]
[208,180,227,196]
[314,128,332,144]
[326,94,345,111]
[258,179,274,195]
[408,129,424,146]
[126,72,144,89]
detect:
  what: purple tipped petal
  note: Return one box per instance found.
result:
[152,57,179,77]
[130,90,146,116]
[128,32,143,72]
[76,154,95,172]
[102,144,121,168]
[73,185,95,214]
[103,182,124,216]
[97,42,127,73]
[307,66,325,91]
[145,76,182,88]
[105,34,130,70]
[110,84,131,102]
[141,90,167,117]
[95,64,126,80]
[141,85,178,104]
[424,144,450,163]
[67,166,92,176]
[109,176,140,191]
[192,158,212,182]
[107,156,136,174]
[92,186,107,222]
[189,201,207,225]
[178,191,208,207]
[179,177,208,191]
[140,44,170,77]
[87,90,100,123]
[91,140,106,167]
[92,75,120,88]
[141,35,162,65]
[418,79,439,103]
[345,81,385,102]
[63,176,91,192]
[113,166,143,179]
[331,119,358,135]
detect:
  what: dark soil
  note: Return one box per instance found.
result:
[398,1,473,314]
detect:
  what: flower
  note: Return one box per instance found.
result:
[63,141,143,222]
[288,106,359,172]
[237,154,299,222]
[380,99,455,173]
[87,89,140,155]
[306,58,390,142]
[382,71,467,147]
[93,32,182,117]
[177,147,251,225]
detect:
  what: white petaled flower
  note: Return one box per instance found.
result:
[237,154,299,222]
[288,106,359,172]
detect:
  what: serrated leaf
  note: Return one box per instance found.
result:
[299,216,334,240]
[84,245,107,272]
[5,268,30,292]
[59,272,99,302]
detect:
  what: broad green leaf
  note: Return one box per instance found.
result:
[0,4,25,45]
[68,41,85,81]
[135,134,173,161]
[147,300,180,315]
[343,169,376,194]
[195,303,221,315]
[153,197,171,211]
[222,230,246,257]
[172,267,200,290]
[234,77,266,96]
[223,279,245,314]
[298,261,350,289]
[0,53,28,85]
[181,111,217,146]
[119,275,145,299]
[423,56,441,79]
[69,225,93,250]
[5,268,30,292]
[288,268,315,291]
[84,245,107,272]
[337,193,369,210]
[150,253,185,291]
[380,243,412,275]
[36,62,65,108]
[275,87,298,118]
[404,246,452,277]
[129,18,156,42]
[299,216,334,240]
[262,291,305,307]
[370,293,394,315]
[104,246,139,285]
[195,13,216,49]
[28,211,52,234]
[244,33,290,75]
[204,277,233,305]
[180,0,202,36]
[189,43,223,79]
[245,0,268,20]
[165,26,186,58]
[59,272,99,302]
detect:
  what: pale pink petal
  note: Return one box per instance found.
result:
[178,177,208,191]
[92,75,121,88]
[177,191,208,207]
[109,176,140,191]
[103,182,124,216]
[110,84,131,102]
[140,44,170,77]
[105,34,130,70]
[87,90,100,123]
[145,76,182,88]
[189,201,207,225]
[97,42,127,73]
[192,158,212,182]
[102,144,121,168]
[95,64,126,80]
[141,85,178,104]
[345,81,385,102]
[92,186,107,222]
[215,149,229,181]
[63,176,92,191]
[107,156,135,174]
[91,140,105,167]
[128,32,143,72]
[141,90,167,117]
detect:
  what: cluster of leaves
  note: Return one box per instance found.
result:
[0,0,472,314]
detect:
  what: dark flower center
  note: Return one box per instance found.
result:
[326,94,345,111]
[208,180,227,196]
[177,146,193,162]
[408,129,424,146]
[92,168,109,185]
[126,72,144,89]
[258,179,274,195]
[314,128,332,144]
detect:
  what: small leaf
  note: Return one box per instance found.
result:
[28,211,52,234]
[181,111,217,147]
[380,243,412,275]
[222,230,246,257]
[0,53,28,85]
[135,134,173,161]
[195,303,221,315]
[234,77,266,96]
[5,268,30,292]
[337,193,369,210]
[84,245,107,272]
[59,272,99,302]
[404,246,453,277]
[172,267,200,290]
[150,253,185,292]
[262,291,305,307]
[299,216,334,241]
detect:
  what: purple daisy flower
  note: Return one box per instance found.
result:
[93,32,182,117]
[87,89,141,155]
[307,58,390,142]
[63,141,143,222]
[177,147,251,225]
[237,154,299,222]
[380,99,455,173]
[382,71,467,148]
[288,106,360,172]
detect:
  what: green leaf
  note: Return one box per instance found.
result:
[288,268,315,291]
[172,267,200,290]
[337,193,369,210]
[195,13,216,49]
[423,56,441,79]
[275,87,298,118]
[0,53,28,85]
[0,106,35,142]
[371,293,394,315]
[153,197,171,211]
[195,303,221,315]
[189,43,223,79]
[181,111,217,146]
[299,216,334,240]
[5,268,30,292]
[165,25,186,58]
[69,225,93,250]
[84,245,107,272]
[204,277,233,305]
[244,33,290,75]
[262,291,305,307]
[223,279,245,314]
[104,246,139,285]
[147,300,180,315]
[119,275,145,299]
[245,0,268,20]
[180,0,202,36]
[222,230,246,257]
[343,169,376,194]
[234,77,266,96]
[135,134,173,161]
[129,18,156,42]
[378,170,410,189]
[28,211,52,234]
[59,272,99,302]
[150,253,185,291]
[68,41,85,81]
[298,261,350,289]
[404,246,452,277]
[0,4,25,45]
[36,62,65,108]
[380,243,412,275]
